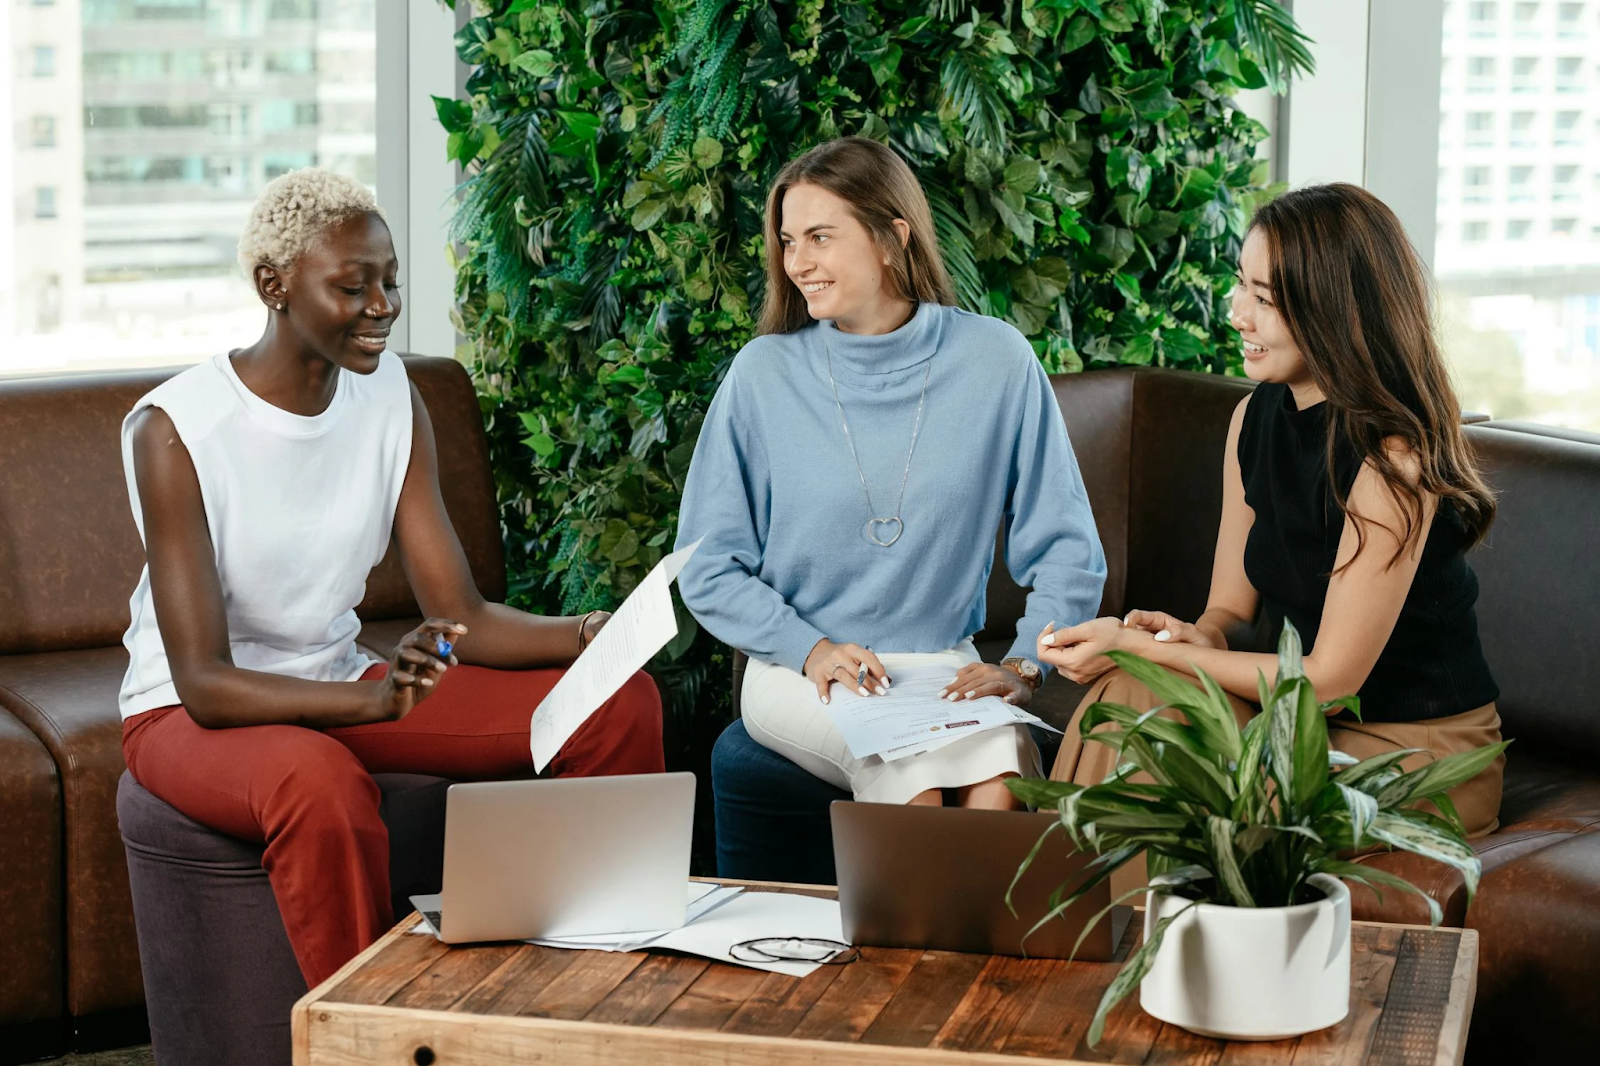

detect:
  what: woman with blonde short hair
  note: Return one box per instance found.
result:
[676,137,1107,808]
[118,167,664,989]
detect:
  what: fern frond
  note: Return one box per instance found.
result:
[940,49,1009,151]
[926,181,985,312]
[1234,0,1315,92]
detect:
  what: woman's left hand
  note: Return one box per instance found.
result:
[938,662,1033,706]
[1037,617,1143,684]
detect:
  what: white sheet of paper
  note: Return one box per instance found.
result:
[529,538,702,772]
[647,890,846,978]
[525,883,742,952]
[826,659,1051,760]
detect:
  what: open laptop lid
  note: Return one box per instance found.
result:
[831,801,1126,961]
[433,771,694,944]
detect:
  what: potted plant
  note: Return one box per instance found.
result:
[1008,622,1508,1045]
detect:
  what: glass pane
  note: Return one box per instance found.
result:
[1437,0,1600,430]
[3,0,377,376]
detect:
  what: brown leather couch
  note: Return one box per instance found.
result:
[0,355,503,1059]
[966,367,1599,1062]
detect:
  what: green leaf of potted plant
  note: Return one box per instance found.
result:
[1006,620,1509,1045]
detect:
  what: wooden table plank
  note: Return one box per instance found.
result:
[931,956,1060,1053]
[385,942,523,1010]
[1144,1022,1229,1065]
[448,946,580,1016]
[1289,924,1404,1066]
[860,950,992,1048]
[322,928,447,1006]
[584,953,712,1026]
[509,947,647,1020]
[787,946,922,1043]
[719,966,846,1037]
[653,961,776,1031]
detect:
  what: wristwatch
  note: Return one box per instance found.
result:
[1000,656,1042,693]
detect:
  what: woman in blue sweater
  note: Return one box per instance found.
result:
[675,137,1106,808]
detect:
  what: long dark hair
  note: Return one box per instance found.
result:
[757,137,956,335]
[1250,183,1495,565]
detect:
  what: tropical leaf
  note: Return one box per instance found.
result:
[1234,0,1317,93]
[1206,816,1256,907]
[940,48,1008,150]
[1088,901,1198,1046]
[1382,741,1511,808]
[1313,858,1443,927]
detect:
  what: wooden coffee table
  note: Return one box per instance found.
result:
[292,880,1477,1065]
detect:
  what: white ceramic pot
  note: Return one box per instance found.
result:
[1139,872,1351,1041]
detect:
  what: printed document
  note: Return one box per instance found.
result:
[529,538,701,772]
[826,659,1057,761]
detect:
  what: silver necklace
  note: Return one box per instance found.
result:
[824,343,932,548]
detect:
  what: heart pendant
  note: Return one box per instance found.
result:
[866,517,903,547]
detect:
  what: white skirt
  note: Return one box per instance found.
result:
[741,640,1041,805]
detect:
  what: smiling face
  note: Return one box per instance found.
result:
[1230,229,1314,393]
[779,182,909,333]
[264,211,401,374]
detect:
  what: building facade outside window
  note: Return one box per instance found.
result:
[3,0,377,374]
[1438,0,1600,430]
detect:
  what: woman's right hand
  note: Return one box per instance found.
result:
[803,639,889,705]
[373,618,466,722]
[1120,610,1215,648]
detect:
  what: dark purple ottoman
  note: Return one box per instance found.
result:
[116,770,451,1066]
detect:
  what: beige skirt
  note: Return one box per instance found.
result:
[741,641,1040,805]
[1050,667,1505,837]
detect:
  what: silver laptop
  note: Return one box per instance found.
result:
[410,772,694,944]
[831,801,1129,960]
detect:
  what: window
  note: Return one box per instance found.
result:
[1507,219,1534,239]
[1468,55,1498,88]
[1552,217,1578,236]
[1511,110,1538,144]
[1513,55,1540,89]
[1557,2,1586,34]
[1556,55,1584,87]
[1464,220,1492,241]
[1465,110,1495,144]
[1515,1,1541,30]
[5,0,378,373]
[1553,109,1582,142]
[1509,164,1536,199]
[1464,165,1494,201]
[1552,163,1580,197]
[1470,1,1500,27]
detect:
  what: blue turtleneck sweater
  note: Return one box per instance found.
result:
[674,301,1106,675]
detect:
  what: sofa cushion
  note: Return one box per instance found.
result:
[1495,748,1600,834]
[1465,424,1600,760]
[0,709,64,1027]
[1467,831,1600,1061]
[0,645,139,1017]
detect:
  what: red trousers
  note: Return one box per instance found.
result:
[121,662,663,988]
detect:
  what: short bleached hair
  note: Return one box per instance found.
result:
[236,167,384,279]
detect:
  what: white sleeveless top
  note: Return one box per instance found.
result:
[118,351,414,719]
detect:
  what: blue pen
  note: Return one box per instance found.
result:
[435,637,453,658]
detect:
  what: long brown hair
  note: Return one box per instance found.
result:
[757,137,956,335]
[1249,183,1496,566]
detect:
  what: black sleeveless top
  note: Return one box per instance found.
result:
[1238,383,1498,723]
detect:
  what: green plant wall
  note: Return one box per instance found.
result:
[438,0,1311,726]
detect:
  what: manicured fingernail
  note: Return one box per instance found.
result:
[946,692,960,702]
[965,690,977,699]
[421,678,434,686]
[858,686,868,696]
[1123,614,1133,626]
[1041,633,1055,646]
[1155,630,1172,642]
[875,686,887,696]
[820,694,829,705]
[937,689,948,698]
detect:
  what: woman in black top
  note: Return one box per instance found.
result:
[1040,183,1505,836]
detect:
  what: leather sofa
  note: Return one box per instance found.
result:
[0,355,503,1060]
[712,366,1600,1062]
